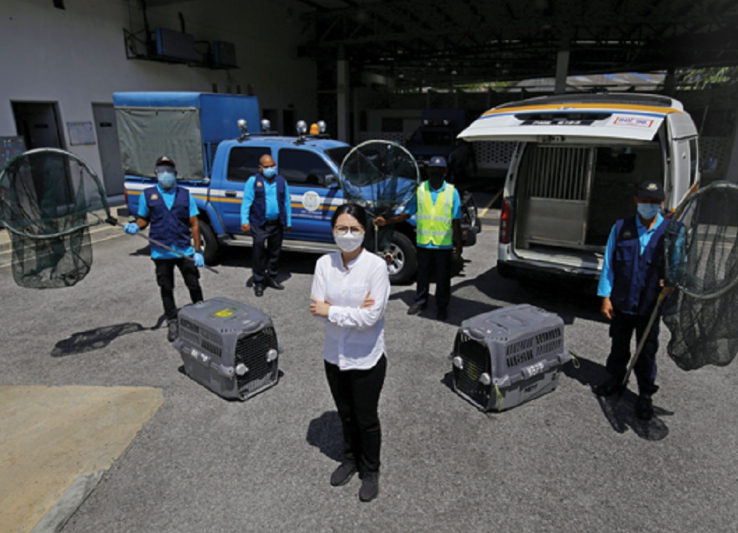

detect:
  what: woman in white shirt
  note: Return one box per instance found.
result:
[309,203,390,503]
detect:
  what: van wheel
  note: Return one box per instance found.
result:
[386,232,417,285]
[199,220,219,265]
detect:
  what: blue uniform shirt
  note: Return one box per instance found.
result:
[403,180,462,250]
[240,175,292,226]
[598,213,665,299]
[138,184,199,260]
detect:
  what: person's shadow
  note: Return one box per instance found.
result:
[306,411,344,462]
[564,353,672,441]
[50,315,168,357]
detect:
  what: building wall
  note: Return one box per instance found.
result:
[0,0,316,193]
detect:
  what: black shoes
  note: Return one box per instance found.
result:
[167,319,178,343]
[359,472,380,502]
[407,304,426,315]
[265,278,284,290]
[635,394,654,421]
[330,462,379,502]
[593,376,625,397]
[254,284,264,297]
[437,308,448,321]
[330,461,358,487]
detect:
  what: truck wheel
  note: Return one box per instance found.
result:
[199,219,219,265]
[386,232,417,285]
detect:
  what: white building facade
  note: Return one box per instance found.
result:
[0,0,317,197]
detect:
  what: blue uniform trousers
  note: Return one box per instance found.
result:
[154,258,203,320]
[415,247,452,312]
[250,221,284,285]
[607,309,660,396]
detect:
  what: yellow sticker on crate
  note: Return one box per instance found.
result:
[213,309,234,318]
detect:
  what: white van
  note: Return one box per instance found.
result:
[459,93,700,288]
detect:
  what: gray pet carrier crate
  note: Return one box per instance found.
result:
[450,304,569,412]
[173,297,280,400]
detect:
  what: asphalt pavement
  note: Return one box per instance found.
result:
[1,199,736,533]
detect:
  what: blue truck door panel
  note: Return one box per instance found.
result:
[217,145,274,233]
[276,147,343,241]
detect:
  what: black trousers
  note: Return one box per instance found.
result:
[251,222,284,285]
[606,309,660,395]
[324,355,387,473]
[415,247,452,311]
[154,258,203,320]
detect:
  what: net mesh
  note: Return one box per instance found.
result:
[339,140,419,252]
[0,148,110,288]
[663,181,738,370]
[339,141,419,218]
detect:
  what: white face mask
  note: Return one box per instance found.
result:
[334,232,363,253]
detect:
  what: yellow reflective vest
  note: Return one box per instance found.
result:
[416,181,454,247]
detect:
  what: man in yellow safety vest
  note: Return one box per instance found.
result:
[375,155,462,321]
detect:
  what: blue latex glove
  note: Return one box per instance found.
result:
[193,252,205,268]
[124,222,139,235]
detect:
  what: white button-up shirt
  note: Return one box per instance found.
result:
[310,249,390,370]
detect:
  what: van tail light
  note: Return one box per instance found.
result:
[500,198,512,244]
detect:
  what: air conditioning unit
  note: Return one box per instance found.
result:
[174,297,280,400]
[154,28,197,62]
[212,40,237,68]
[450,304,569,412]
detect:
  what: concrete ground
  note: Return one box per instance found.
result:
[1,201,737,533]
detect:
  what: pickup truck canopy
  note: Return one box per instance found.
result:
[113,92,260,182]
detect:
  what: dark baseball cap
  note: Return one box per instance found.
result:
[155,156,176,167]
[636,181,665,200]
[428,156,447,168]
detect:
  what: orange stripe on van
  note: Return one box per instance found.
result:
[482,103,682,117]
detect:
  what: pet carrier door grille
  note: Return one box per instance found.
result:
[453,336,491,407]
[235,327,279,394]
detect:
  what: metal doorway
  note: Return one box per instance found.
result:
[12,102,64,150]
[93,103,124,196]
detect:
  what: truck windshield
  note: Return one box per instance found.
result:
[325,147,352,168]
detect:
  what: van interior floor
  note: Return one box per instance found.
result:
[513,244,604,270]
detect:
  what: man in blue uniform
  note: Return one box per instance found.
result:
[594,180,673,420]
[240,154,292,297]
[375,156,462,321]
[125,156,205,342]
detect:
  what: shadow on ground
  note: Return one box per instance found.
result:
[51,316,167,357]
[564,353,671,441]
[306,411,344,462]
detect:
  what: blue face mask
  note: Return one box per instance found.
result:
[262,166,277,179]
[157,171,176,189]
[637,202,661,220]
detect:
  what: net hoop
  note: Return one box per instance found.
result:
[0,147,110,240]
[338,140,420,216]
[667,180,738,300]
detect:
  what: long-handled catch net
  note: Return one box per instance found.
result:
[661,181,738,370]
[339,140,419,255]
[621,181,738,382]
[0,148,113,288]
[0,148,217,289]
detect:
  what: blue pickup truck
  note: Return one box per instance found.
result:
[116,92,479,283]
